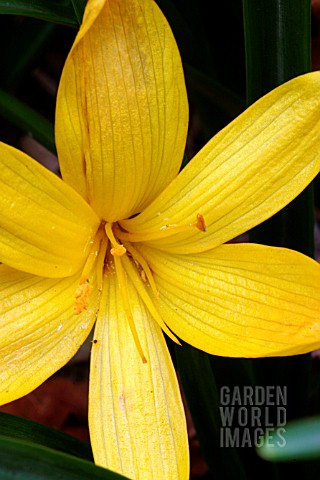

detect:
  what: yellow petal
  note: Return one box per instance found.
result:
[122,72,320,253]
[89,267,189,479]
[0,264,99,405]
[141,243,320,357]
[56,0,188,222]
[0,142,99,277]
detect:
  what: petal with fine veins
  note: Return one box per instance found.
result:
[89,268,189,479]
[122,72,320,254]
[0,142,99,277]
[0,264,99,405]
[56,0,188,222]
[141,244,320,357]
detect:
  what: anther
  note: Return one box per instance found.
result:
[193,213,206,232]
[111,244,127,257]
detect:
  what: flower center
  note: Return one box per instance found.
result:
[75,221,182,364]
[75,214,206,362]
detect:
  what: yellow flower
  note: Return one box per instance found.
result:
[1,0,320,478]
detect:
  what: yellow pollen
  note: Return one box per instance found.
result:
[75,282,92,314]
[115,213,207,243]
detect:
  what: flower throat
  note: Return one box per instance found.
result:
[75,215,206,363]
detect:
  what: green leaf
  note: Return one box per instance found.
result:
[0,0,78,26]
[0,412,92,460]
[243,0,314,444]
[156,0,215,77]
[243,0,314,257]
[242,3,316,478]
[0,88,55,153]
[184,63,245,121]
[242,0,311,103]
[0,18,58,88]
[258,417,320,462]
[70,0,86,24]
[0,434,128,479]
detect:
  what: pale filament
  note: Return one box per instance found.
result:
[75,226,106,314]
[121,254,180,345]
[105,222,126,256]
[80,226,105,283]
[96,236,109,291]
[105,222,147,363]
[123,241,159,299]
[115,213,206,243]
[113,255,147,364]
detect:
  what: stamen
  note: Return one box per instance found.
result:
[123,241,159,299]
[121,254,181,346]
[81,227,105,283]
[105,223,127,256]
[141,270,147,283]
[115,213,207,243]
[96,236,109,291]
[113,255,147,363]
[75,226,105,312]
